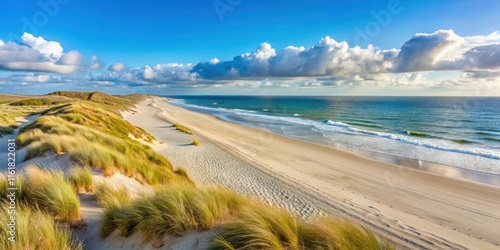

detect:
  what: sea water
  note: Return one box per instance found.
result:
[168,96,500,175]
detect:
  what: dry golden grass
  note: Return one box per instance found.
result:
[23,165,81,223]
[99,183,393,249]
[16,104,190,185]
[0,202,83,250]
[173,123,194,135]
[100,184,248,240]
[68,167,94,192]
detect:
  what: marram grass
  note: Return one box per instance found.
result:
[68,167,94,192]
[211,207,394,250]
[0,174,6,198]
[173,123,194,135]
[23,165,81,223]
[94,182,131,209]
[17,114,188,185]
[100,184,249,240]
[99,183,393,249]
[0,202,83,250]
[1,166,80,224]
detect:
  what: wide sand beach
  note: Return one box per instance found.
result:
[124,97,500,250]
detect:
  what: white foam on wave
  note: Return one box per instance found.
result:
[324,120,500,160]
[168,99,500,161]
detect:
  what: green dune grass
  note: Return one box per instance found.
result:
[173,123,194,135]
[0,203,83,250]
[15,97,192,185]
[23,165,81,223]
[94,182,134,238]
[100,183,393,249]
[0,106,43,136]
[212,210,392,250]
[94,182,132,209]
[0,174,6,198]
[17,116,180,185]
[68,167,94,192]
[9,98,61,106]
[100,184,249,240]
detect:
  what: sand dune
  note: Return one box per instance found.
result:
[124,98,500,250]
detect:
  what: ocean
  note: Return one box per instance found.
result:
[167,96,500,175]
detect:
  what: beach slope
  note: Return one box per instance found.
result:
[125,97,500,250]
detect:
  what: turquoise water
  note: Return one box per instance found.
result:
[168,96,500,174]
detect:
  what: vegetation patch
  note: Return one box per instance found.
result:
[40,102,154,142]
[173,123,194,135]
[100,184,393,249]
[47,91,146,113]
[0,203,83,250]
[100,184,249,240]
[68,167,94,192]
[22,165,81,223]
[17,116,182,185]
[9,98,60,106]
[15,95,189,185]
[212,208,392,250]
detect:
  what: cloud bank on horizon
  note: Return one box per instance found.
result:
[0,30,499,95]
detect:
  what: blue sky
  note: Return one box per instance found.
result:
[0,0,499,95]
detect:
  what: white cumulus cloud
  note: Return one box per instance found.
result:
[108,62,127,72]
[0,33,88,74]
[192,36,398,80]
[21,32,63,61]
[57,50,83,65]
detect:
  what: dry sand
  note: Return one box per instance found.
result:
[123,97,500,250]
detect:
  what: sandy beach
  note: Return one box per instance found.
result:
[123,97,500,250]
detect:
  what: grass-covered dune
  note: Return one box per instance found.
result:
[0,167,83,250]
[97,182,393,250]
[0,93,70,136]
[0,91,393,249]
[9,91,189,185]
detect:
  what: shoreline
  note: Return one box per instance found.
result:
[320,141,500,187]
[125,97,500,250]
[168,97,500,186]
[206,109,500,187]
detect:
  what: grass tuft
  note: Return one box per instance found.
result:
[173,123,193,135]
[100,183,393,249]
[68,167,94,192]
[0,202,83,250]
[94,182,133,238]
[174,167,193,184]
[94,182,131,209]
[23,165,81,223]
[100,184,248,241]
[192,139,200,146]
[211,208,394,250]
[0,174,6,198]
